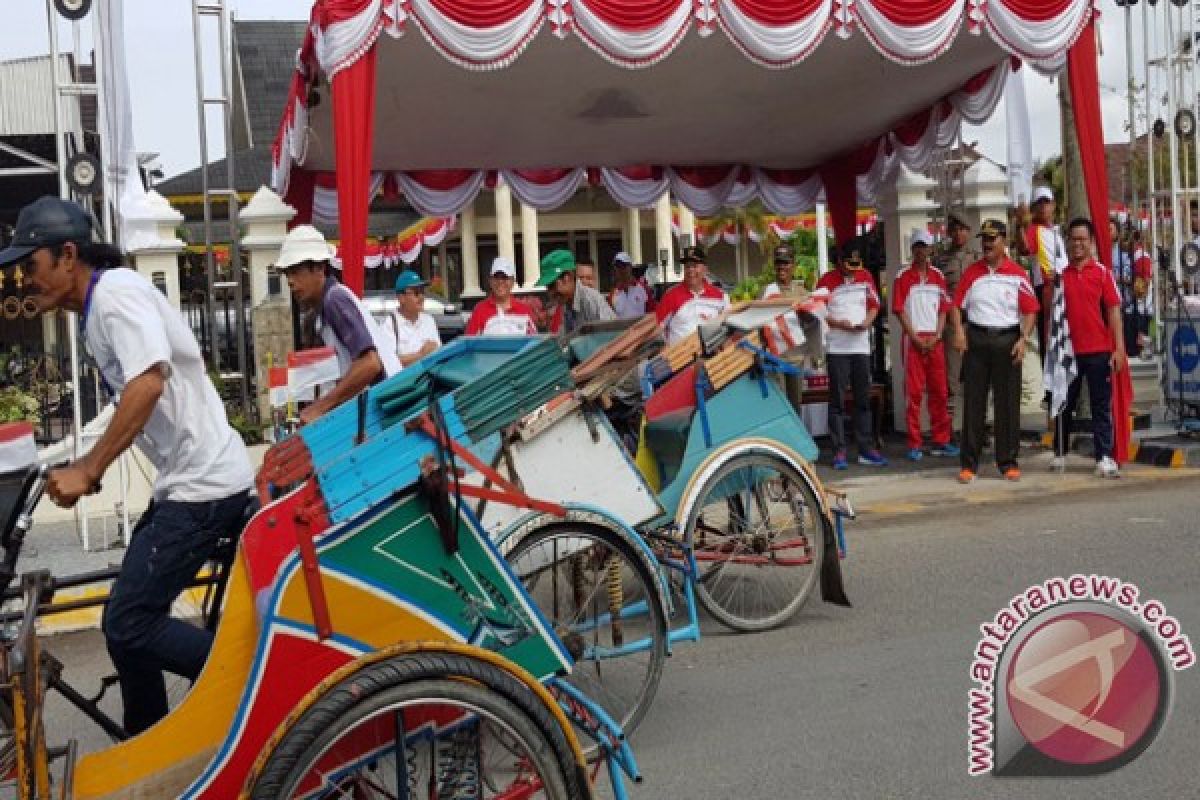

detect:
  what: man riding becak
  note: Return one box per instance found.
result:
[0,196,255,736]
[279,225,402,424]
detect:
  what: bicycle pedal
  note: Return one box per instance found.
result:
[89,674,119,705]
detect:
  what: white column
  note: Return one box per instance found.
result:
[240,186,297,307]
[460,200,482,298]
[520,202,541,289]
[494,181,516,266]
[624,207,643,263]
[878,166,937,434]
[678,205,696,248]
[654,192,675,281]
[124,190,186,310]
[815,202,830,274]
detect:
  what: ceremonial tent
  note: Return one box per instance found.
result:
[270,1,1111,297]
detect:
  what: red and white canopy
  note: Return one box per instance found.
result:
[272,0,1111,295]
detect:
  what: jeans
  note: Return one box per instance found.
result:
[826,353,874,455]
[102,491,249,735]
[1052,352,1114,461]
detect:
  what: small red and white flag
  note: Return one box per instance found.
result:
[287,347,340,404]
[0,422,37,473]
[267,367,290,409]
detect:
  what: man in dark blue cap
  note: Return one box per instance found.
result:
[390,269,441,366]
[0,196,253,735]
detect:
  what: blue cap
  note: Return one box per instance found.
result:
[394,270,428,292]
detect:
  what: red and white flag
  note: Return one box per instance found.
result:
[287,347,340,403]
[761,311,807,356]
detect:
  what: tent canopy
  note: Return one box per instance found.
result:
[271,1,1109,294]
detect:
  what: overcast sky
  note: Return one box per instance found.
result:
[0,2,1159,182]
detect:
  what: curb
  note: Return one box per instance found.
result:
[850,465,1200,524]
[1131,438,1200,468]
[36,580,213,637]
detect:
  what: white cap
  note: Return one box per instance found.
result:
[613,251,633,267]
[1033,186,1055,204]
[910,229,933,248]
[276,225,337,269]
[490,256,516,278]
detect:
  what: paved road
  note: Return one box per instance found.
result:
[31,479,1200,798]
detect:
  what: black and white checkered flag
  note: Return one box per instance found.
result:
[1043,278,1076,419]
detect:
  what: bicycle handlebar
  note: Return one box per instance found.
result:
[0,463,58,600]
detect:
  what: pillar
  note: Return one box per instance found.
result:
[878,166,937,435]
[240,186,297,307]
[624,206,643,263]
[678,205,696,249]
[816,202,830,274]
[124,190,186,310]
[520,202,541,289]
[587,230,600,267]
[460,200,482,299]
[494,181,516,266]
[654,193,676,281]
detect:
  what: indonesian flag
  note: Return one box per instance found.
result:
[268,367,290,409]
[287,347,340,403]
[0,422,36,473]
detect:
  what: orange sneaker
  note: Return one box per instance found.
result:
[1003,467,1021,482]
[957,469,976,484]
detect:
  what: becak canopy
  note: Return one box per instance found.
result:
[271,0,1111,297]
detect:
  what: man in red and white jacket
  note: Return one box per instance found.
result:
[892,230,956,461]
[465,257,539,336]
[950,219,1039,483]
[656,246,729,345]
[817,246,887,469]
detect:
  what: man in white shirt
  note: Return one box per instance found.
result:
[465,257,540,336]
[656,246,729,344]
[390,270,441,367]
[2,196,254,735]
[610,251,655,318]
[280,226,402,424]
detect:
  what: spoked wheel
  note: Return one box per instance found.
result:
[685,451,824,632]
[507,521,667,740]
[249,653,586,800]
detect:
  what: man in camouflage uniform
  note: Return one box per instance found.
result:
[935,214,980,432]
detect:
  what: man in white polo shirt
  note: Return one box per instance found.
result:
[892,230,956,461]
[610,251,655,319]
[656,245,729,345]
[817,245,887,470]
[2,196,254,735]
[951,219,1040,483]
[390,269,441,366]
[465,257,539,336]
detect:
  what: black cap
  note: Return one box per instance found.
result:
[772,245,793,264]
[680,245,706,263]
[0,196,95,267]
[947,213,970,231]
[977,219,1008,239]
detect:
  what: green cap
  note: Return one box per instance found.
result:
[537,248,576,288]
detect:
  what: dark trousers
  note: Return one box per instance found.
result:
[827,353,873,455]
[102,491,248,735]
[961,327,1022,472]
[1053,353,1114,461]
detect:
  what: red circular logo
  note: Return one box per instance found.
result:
[1005,611,1162,766]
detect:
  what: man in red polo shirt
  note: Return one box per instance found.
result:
[656,245,729,345]
[892,230,956,461]
[950,219,1039,483]
[1051,218,1128,478]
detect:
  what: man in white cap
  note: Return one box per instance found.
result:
[278,225,401,424]
[465,256,538,335]
[892,229,956,461]
[609,251,655,319]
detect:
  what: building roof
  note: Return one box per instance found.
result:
[158,19,307,198]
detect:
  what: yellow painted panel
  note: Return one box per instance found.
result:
[320,573,458,648]
[73,561,259,798]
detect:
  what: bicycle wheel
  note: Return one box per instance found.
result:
[685,451,824,632]
[249,652,585,800]
[507,521,667,739]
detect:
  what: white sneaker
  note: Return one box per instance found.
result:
[1049,456,1066,473]
[1095,456,1120,479]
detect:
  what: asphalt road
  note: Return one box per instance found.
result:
[30,479,1200,799]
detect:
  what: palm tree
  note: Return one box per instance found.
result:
[702,200,775,281]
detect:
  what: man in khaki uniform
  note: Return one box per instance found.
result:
[936,214,979,431]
